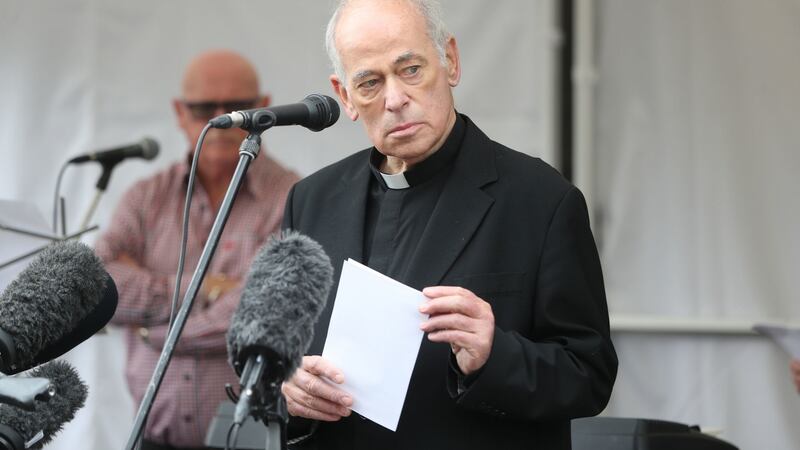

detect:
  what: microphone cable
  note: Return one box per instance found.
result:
[51,161,70,235]
[168,122,212,330]
[224,421,241,450]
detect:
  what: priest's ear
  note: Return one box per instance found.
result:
[330,75,359,121]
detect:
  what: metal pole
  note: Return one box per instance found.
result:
[572,0,598,222]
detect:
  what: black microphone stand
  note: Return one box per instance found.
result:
[223,350,289,450]
[78,159,118,232]
[124,131,264,450]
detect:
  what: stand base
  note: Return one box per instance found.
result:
[205,402,269,450]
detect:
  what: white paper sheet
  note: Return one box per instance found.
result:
[753,323,800,358]
[321,259,427,431]
[0,199,56,290]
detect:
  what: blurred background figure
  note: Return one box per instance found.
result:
[93,50,299,449]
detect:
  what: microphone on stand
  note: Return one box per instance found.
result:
[66,137,160,232]
[68,137,159,166]
[226,231,333,430]
[0,360,88,450]
[221,231,333,449]
[70,137,159,192]
[209,94,340,132]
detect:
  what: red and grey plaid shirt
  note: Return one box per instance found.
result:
[95,153,299,448]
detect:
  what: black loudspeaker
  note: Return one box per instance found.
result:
[571,417,739,450]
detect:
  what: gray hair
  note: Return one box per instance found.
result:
[325,0,451,86]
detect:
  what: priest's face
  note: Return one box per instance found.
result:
[330,0,461,172]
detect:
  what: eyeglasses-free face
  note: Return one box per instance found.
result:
[181,98,260,121]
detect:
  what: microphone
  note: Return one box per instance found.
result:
[0,241,118,375]
[209,94,340,132]
[0,360,88,450]
[68,137,159,165]
[226,231,333,425]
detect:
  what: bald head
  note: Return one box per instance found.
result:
[181,49,260,99]
[173,50,270,184]
[326,0,450,85]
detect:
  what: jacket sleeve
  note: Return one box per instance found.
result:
[450,186,618,421]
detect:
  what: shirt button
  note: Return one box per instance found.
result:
[183,374,191,381]
[184,415,193,423]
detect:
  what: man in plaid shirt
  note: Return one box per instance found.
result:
[95,50,299,450]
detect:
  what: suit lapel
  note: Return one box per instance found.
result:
[328,154,371,265]
[402,118,498,289]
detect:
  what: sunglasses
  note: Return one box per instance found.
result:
[182,98,260,121]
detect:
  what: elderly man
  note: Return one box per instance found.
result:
[96,50,299,450]
[280,0,618,449]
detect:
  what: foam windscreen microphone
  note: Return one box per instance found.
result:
[0,241,118,375]
[226,231,333,424]
[227,230,333,380]
[0,360,88,450]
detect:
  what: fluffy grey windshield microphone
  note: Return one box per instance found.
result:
[226,230,334,383]
[0,360,88,450]
[0,241,113,374]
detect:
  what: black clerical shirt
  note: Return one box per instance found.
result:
[363,115,466,283]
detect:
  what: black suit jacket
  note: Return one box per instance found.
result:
[282,115,617,450]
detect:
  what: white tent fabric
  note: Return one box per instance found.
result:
[0,1,556,448]
[595,1,800,449]
[7,1,799,449]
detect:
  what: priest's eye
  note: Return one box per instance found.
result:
[359,79,379,90]
[403,65,421,76]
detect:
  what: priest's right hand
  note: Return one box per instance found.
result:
[282,355,353,421]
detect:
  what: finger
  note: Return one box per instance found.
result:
[420,313,477,334]
[286,403,343,422]
[282,382,351,418]
[284,388,348,422]
[303,355,346,384]
[423,286,471,298]
[292,368,352,406]
[426,328,477,350]
[420,294,487,319]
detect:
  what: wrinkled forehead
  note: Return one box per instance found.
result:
[335,2,435,73]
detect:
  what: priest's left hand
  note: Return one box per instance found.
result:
[420,286,494,375]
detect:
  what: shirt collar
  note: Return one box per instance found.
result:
[369,113,465,190]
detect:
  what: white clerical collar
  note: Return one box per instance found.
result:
[380,171,411,190]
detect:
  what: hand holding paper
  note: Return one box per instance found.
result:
[282,355,353,421]
[420,286,495,375]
